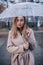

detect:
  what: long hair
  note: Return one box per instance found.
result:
[11,16,28,38]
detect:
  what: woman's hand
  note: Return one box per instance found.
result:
[26,28,31,37]
[23,42,29,49]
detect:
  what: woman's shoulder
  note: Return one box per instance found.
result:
[8,30,13,39]
[27,27,33,32]
[9,30,12,34]
[26,27,34,37]
[8,30,12,37]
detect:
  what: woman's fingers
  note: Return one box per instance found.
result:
[23,42,29,49]
[26,28,31,36]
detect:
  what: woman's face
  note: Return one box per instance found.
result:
[16,16,25,29]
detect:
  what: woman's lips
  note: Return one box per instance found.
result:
[18,24,21,26]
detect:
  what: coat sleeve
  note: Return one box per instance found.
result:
[28,29,37,51]
[7,31,24,54]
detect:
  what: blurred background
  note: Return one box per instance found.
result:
[0,0,43,65]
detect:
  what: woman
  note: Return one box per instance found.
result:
[7,16,36,65]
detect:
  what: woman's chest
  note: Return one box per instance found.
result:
[11,34,24,46]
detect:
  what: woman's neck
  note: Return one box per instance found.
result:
[17,27,22,35]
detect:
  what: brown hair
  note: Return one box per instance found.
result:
[11,16,28,38]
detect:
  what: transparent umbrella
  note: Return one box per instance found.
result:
[0,2,43,19]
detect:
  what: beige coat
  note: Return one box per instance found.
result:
[7,28,37,65]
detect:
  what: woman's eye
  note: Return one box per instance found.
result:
[17,19,19,21]
[20,19,24,21]
[17,19,24,22]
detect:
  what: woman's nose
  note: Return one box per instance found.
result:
[18,20,21,23]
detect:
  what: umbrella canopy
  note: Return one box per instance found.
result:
[0,2,43,19]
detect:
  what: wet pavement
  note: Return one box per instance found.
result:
[0,36,11,65]
[0,32,43,65]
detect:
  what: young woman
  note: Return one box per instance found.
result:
[7,16,36,65]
